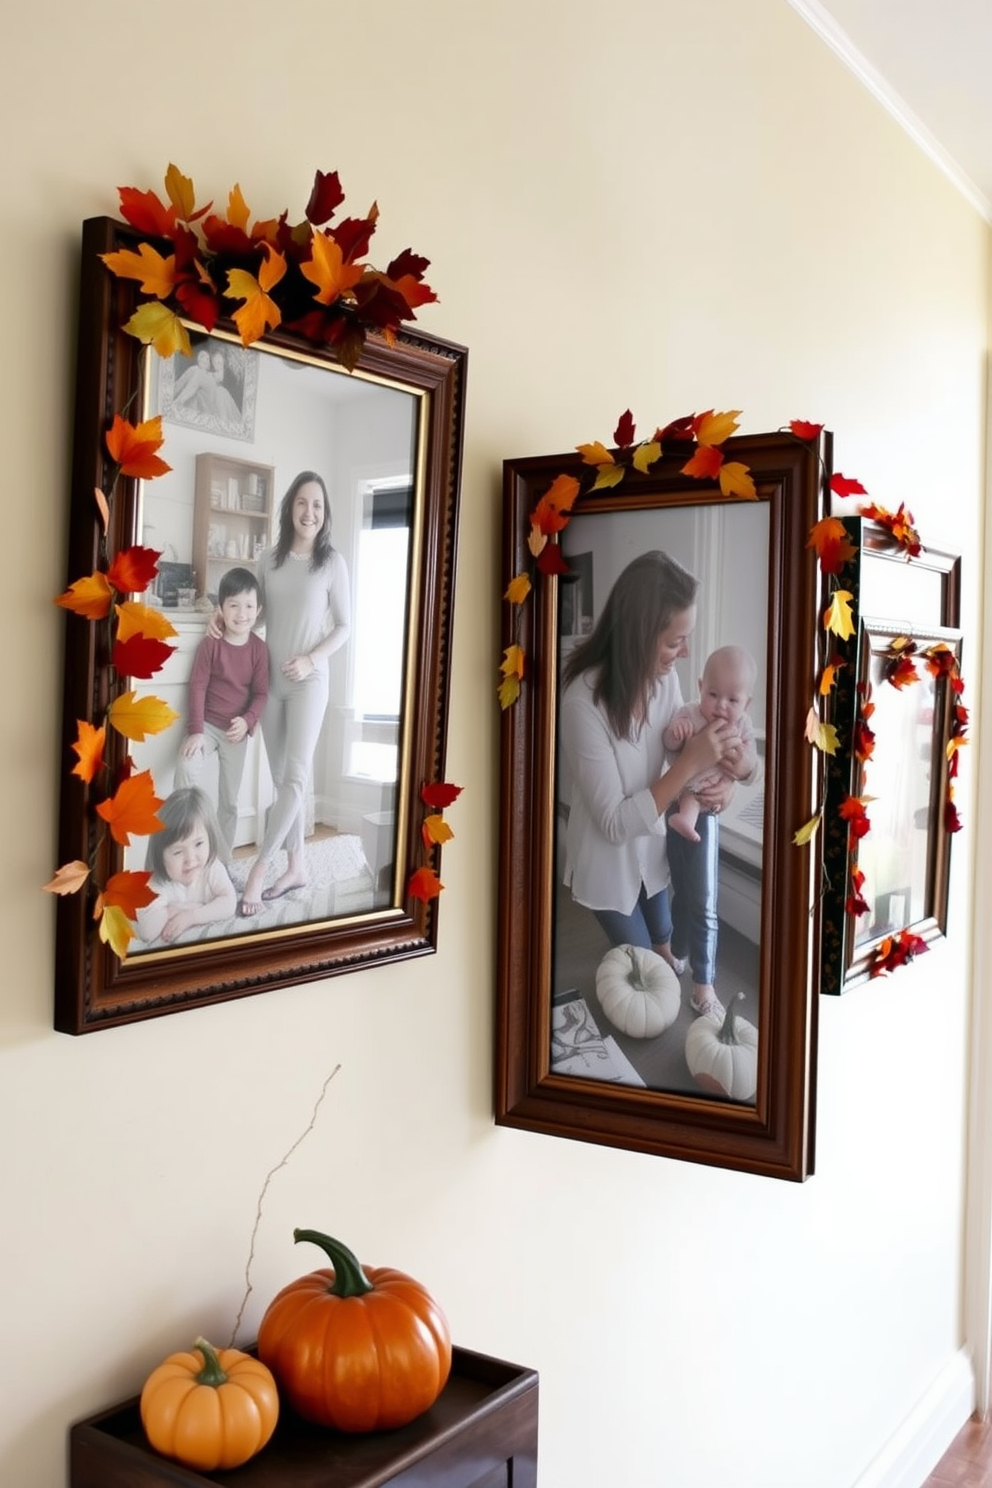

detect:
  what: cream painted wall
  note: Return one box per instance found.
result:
[1,2,987,1485]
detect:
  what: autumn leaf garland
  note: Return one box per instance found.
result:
[100,162,437,372]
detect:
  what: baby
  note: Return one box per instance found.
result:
[663,644,758,842]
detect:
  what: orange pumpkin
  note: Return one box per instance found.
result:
[257,1228,452,1432]
[140,1337,279,1471]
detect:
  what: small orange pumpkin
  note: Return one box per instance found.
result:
[140,1336,279,1471]
[258,1227,452,1432]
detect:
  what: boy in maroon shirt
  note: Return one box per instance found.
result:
[174,568,269,859]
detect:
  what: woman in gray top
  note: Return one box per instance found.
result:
[239,471,351,916]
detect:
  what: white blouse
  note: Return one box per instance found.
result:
[559,668,682,915]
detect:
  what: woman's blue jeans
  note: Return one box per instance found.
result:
[666,811,718,985]
[594,883,673,952]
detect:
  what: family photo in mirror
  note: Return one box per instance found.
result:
[126,334,421,955]
[550,500,769,1103]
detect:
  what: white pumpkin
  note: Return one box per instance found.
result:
[595,944,681,1038]
[685,992,758,1101]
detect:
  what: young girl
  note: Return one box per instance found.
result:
[135,787,237,945]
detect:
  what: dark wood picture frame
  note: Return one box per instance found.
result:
[54,217,467,1034]
[495,433,825,1181]
[819,520,961,994]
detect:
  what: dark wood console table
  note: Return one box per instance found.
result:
[69,1345,538,1487]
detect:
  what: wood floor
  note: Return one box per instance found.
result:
[923,1415,992,1486]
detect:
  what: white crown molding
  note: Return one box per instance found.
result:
[785,0,992,224]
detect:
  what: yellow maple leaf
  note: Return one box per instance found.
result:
[498,673,521,709]
[108,691,179,742]
[114,601,179,644]
[719,461,757,499]
[100,243,177,299]
[504,573,532,605]
[696,410,741,447]
[422,813,455,847]
[97,902,135,960]
[632,440,661,474]
[124,301,192,358]
[501,644,525,680]
[591,463,625,491]
[56,571,113,620]
[792,812,822,846]
[226,244,286,345]
[164,163,197,220]
[804,708,839,755]
[577,441,614,467]
[824,589,855,640]
[300,233,365,305]
[43,860,90,895]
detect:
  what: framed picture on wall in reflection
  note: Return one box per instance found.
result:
[496,433,825,1182]
[53,217,467,1034]
[819,521,961,994]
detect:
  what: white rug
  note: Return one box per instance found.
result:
[130,833,376,954]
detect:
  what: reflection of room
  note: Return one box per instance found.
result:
[554,502,768,1095]
[129,344,418,904]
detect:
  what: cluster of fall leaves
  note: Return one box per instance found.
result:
[501,411,968,981]
[46,166,455,961]
[99,163,436,371]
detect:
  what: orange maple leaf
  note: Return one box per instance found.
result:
[105,415,171,480]
[531,474,580,535]
[718,461,756,499]
[886,654,919,690]
[409,865,444,901]
[695,410,741,447]
[301,233,366,305]
[504,573,532,605]
[43,860,90,895]
[108,691,179,743]
[681,445,724,480]
[95,770,165,846]
[94,486,110,534]
[71,720,106,783]
[807,516,857,576]
[55,571,112,620]
[100,243,177,300]
[226,244,287,345]
[98,869,157,919]
[115,601,179,644]
[107,546,160,596]
[163,162,203,221]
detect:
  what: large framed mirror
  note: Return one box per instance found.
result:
[496,433,822,1180]
[54,217,466,1033]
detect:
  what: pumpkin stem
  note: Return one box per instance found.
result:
[717,993,745,1046]
[293,1228,375,1297]
[192,1337,228,1387]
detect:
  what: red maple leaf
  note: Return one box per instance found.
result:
[789,419,824,442]
[421,782,464,809]
[112,634,176,680]
[537,542,571,577]
[830,473,869,499]
[845,868,870,918]
[306,168,346,225]
[408,866,443,901]
[107,546,160,595]
[613,409,635,448]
